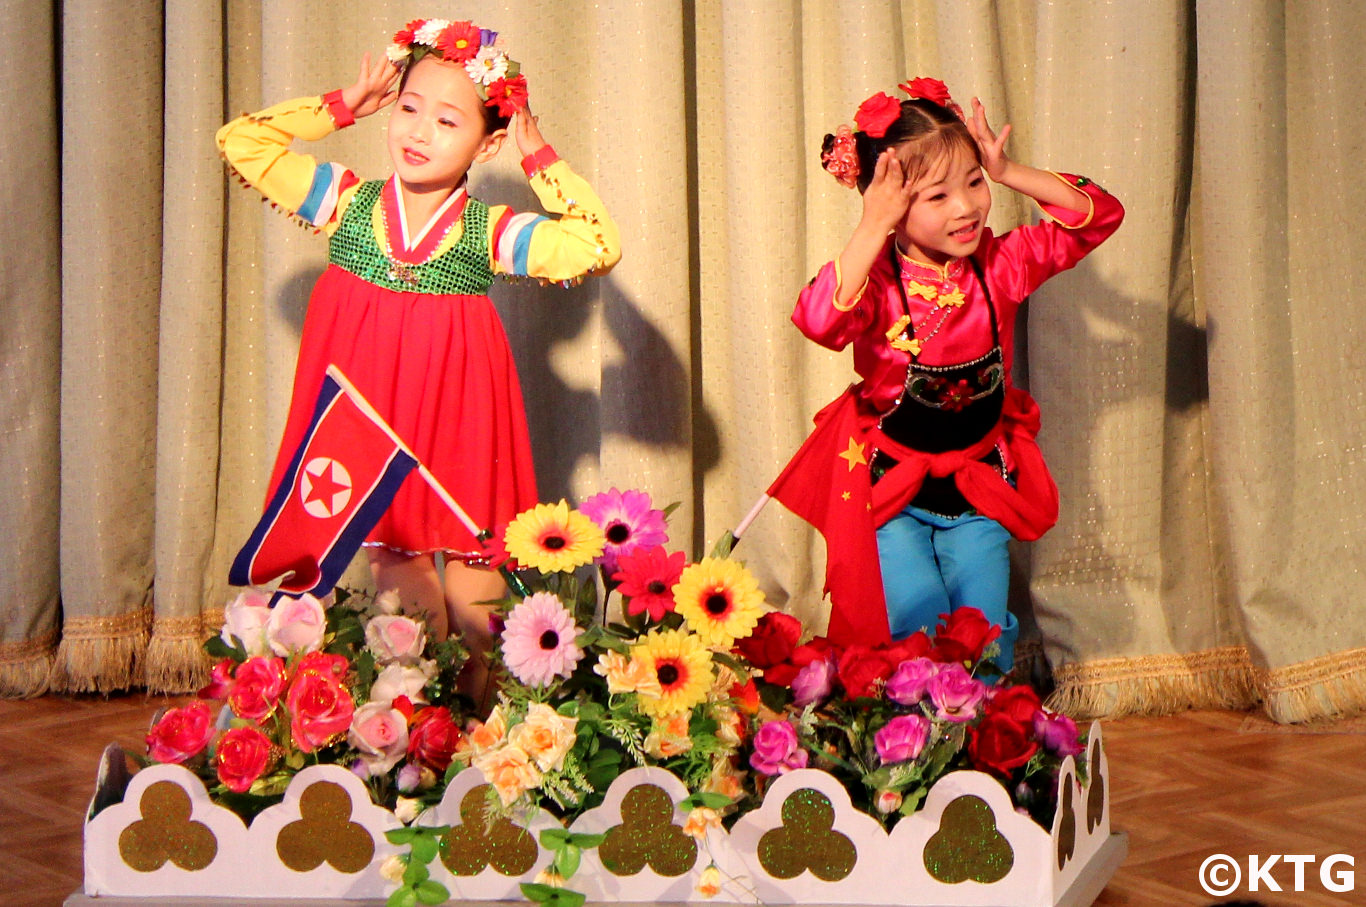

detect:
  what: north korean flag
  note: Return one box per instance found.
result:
[229,366,418,596]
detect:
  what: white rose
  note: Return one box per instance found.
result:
[221,590,272,656]
[366,614,427,665]
[265,594,326,656]
[370,662,434,707]
[374,588,403,615]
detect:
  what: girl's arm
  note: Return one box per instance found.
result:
[967,97,1090,212]
[833,150,913,308]
[216,54,396,234]
[486,109,621,282]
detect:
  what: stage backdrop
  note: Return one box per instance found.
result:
[3,0,1364,723]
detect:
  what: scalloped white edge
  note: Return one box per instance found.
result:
[84,722,1112,905]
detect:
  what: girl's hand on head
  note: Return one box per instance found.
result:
[341,52,399,120]
[860,148,913,232]
[512,106,548,157]
[966,97,1012,181]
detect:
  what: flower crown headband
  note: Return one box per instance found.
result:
[821,77,964,189]
[386,18,528,117]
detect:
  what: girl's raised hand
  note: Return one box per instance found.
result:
[341,52,399,120]
[860,149,913,232]
[512,106,548,157]
[966,97,1012,181]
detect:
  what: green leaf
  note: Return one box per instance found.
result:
[386,827,419,845]
[519,883,557,903]
[661,501,682,518]
[539,827,571,849]
[403,861,429,886]
[414,880,450,905]
[565,831,606,848]
[386,887,418,907]
[681,792,733,811]
[554,844,581,879]
[708,530,736,559]
[410,836,438,864]
[203,635,241,662]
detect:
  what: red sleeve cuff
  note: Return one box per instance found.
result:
[520,145,560,177]
[323,89,355,129]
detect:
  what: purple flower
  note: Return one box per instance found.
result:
[1033,710,1084,757]
[579,488,669,573]
[749,720,808,776]
[874,714,931,765]
[926,663,987,723]
[790,655,836,707]
[884,657,941,706]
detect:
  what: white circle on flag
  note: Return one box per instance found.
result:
[300,457,353,518]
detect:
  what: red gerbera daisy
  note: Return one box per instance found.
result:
[437,20,482,63]
[392,18,425,47]
[486,74,529,117]
[613,545,687,622]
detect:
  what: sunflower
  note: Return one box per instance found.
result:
[673,557,766,649]
[503,500,606,574]
[631,628,714,718]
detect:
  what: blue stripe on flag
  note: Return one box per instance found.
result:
[228,374,344,588]
[308,447,418,596]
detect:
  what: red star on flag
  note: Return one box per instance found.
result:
[300,457,352,518]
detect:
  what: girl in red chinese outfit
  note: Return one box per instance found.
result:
[774,79,1122,673]
[218,18,620,699]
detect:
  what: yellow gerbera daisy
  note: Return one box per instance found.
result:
[632,628,714,718]
[503,500,606,574]
[673,557,765,648]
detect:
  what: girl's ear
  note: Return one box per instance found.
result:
[475,129,508,163]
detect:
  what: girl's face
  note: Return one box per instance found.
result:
[387,56,506,196]
[893,143,992,265]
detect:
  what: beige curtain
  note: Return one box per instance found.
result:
[5,1,1365,724]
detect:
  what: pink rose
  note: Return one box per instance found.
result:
[348,702,410,774]
[228,656,287,721]
[790,655,836,707]
[748,720,808,776]
[365,614,427,665]
[286,652,354,752]
[1033,710,1083,757]
[198,658,234,700]
[884,657,941,706]
[215,725,273,793]
[266,594,327,657]
[926,663,988,723]
[874,714,930,765]
[222,590,272,656]
[146,701,216,764]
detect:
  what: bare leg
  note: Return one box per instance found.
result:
[367,548,449,637]
[445,560,508,711]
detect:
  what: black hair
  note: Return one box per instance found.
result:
[821,98,981,193]
[397,54,512,135]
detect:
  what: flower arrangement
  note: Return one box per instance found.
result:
[744,606,1086,830]
[386,17,528,116]
[143,588,470,823]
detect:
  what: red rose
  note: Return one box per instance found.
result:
[392,18,424,47]
[486,74,529,117]
[227,655,287,721]
[932,607,1001,665]
[436,20,482,63]
[735,612,801,669]
[837,645,896,699]
[198,658,234,700]
[882,631,933,664]
[985,684,1042,725]
[286,652,354,753]
[854,92,901,138]
[407,706,464,772]
[763,663,800,686]
[215,725,274,793]
[146,701,216,764]
[898,77,952,107]
[967,712,1039,778]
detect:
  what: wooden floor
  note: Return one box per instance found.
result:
[2,695,1363,907]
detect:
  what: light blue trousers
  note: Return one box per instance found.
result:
[875,505,1018,673]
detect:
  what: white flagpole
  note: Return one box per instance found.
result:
[732,493,772,541]
[325,364,485,539]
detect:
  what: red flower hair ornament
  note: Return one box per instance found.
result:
[386,18,529,115]
[821,77,963,188]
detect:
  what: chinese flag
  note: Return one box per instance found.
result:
[229,366,418,596]
[767,388,891,646]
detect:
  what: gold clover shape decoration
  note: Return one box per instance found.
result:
[597,784,698,877]
[118,780,218,872]
[440,784,540,876]
[757,788,857,881]
[923,794,1013,884]
[275,781,374,873]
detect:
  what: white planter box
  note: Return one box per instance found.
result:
[74,723,1124,907]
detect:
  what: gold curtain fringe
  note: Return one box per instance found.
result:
[145,615,212,694]
[1260,647,1366,723]
[1047,646,1258,719]
[0,630,59,698]
[47,608,152,693]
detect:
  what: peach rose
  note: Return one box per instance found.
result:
[467,705,507,754]
[507,703,577,771]
[266,594,327,657]
[594,650,662,697]
[644,712,693,759]
[365,614,427,665]
[472,745,542,806]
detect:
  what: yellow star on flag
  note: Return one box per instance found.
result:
[837,437,867,472]
[841,490,851,501]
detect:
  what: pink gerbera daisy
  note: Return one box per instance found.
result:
[500,593,584,687]
[612,545,687,622]
[579,488,669,573]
